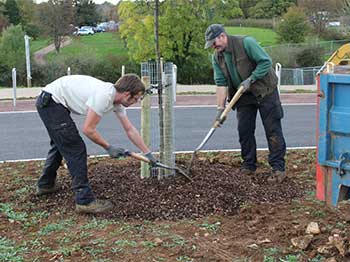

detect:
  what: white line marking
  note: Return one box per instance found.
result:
[0,110,37,114]
[0,103,316,114]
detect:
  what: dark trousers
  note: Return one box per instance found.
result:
[36,92,95,205]
[236,88,286,171]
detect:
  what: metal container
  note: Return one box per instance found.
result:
[317,71,350,205]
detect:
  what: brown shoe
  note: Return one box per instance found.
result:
[36,183,60,196]
[76,199,113,214]
[239,168,255,176]
[267,170,286,184]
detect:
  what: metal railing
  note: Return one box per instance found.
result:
[279,66,322,85]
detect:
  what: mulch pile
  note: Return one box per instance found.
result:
[29,157,304,220]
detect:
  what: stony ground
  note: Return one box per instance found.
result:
[1,150,349,262]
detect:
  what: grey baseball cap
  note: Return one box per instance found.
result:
[204,24,225,49]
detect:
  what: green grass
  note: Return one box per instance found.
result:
[46,32,127,61]
[0,236,26,262]
[30,38,51,53]
[225,26,277,46]
[33,28,275,62]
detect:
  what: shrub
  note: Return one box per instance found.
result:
[0,25,26,86]
[177,54,214,84]
[31,52,139,87]
[276,6,309,43]
[320,28,349,41]
[23,23,42,40]
[266,45,302,67]
[296,46,324,67]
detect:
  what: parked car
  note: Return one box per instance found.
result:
[80,26,95,34]
[73,27,94,36]
[95,25,106,33]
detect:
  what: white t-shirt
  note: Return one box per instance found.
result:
[43,75,126,116]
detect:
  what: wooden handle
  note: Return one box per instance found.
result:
[221,85,244,118]
[128,151,150,163]
[213,85,244,128]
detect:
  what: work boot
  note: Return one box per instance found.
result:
[76,199,113,214]
[239,167,255,176]
[36,183,60,196]
[267,170,287,184]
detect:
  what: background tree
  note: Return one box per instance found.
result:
[0,1,9,33]
[210,0,243,20]
[4,0,20,25]
[298,0,344,34]
[239,0,258,18]
[38,0,74,52]
[118,0,241,83]
[74,0,100,26]
[248,0,297,18]
[96,2,117,22]
[343,0,350,13]
[276,6,309,43]
[0,25,25,85]
[118,0,241,62]
[17,0,41,39]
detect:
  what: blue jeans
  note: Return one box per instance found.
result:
[36,92,95,205]
[236,88,286,172]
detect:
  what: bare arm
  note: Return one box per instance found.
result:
[82,108,109,149]
[116,112,150,153]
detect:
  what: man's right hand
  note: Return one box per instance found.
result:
[215,108,226,125]
[106,145,127,158]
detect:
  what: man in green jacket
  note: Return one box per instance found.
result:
[204,24,286,183]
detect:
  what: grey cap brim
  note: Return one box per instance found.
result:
[204,39,215,49]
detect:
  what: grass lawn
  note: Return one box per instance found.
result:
[30,38,51,53]
[32,28,276,61]
[225,26,277,47]
[45,32,127,61]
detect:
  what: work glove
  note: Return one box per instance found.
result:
[240,77,253,93]
[106,145,127,158]
[144,152,158,167]
[215,108,226,126]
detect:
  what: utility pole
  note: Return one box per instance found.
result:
[24,34,32,87]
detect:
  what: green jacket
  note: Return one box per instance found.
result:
[213,35,277,100]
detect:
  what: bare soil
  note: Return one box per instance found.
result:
[1,150,349,262]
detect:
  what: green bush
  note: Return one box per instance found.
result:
[320,28,349,41]
[267,44,325,68]
[0,25,26,86]
[176,54,214,84]
[267,45,302,67]
[31,52,139,87]
[296,46,324,67]
[276,6,309,43]
[23,23,42,40]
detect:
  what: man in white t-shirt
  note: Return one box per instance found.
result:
[35,74,157,214]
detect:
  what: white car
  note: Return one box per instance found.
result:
[73,28,94,36]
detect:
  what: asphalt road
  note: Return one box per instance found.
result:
[0,104,316,161]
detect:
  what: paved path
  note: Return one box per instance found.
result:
[33,37,72,65]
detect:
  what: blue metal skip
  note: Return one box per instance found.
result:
[318,73,350,206]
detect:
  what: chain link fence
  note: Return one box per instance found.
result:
[279,66,321,85]
[265,39,350,57]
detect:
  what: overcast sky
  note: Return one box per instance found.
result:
[35,0,119,4]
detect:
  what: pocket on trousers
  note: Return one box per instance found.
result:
[52,122,80,145]
[274,102,284,120]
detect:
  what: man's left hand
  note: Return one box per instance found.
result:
[144,152,159,167]
[240,77,253,93]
